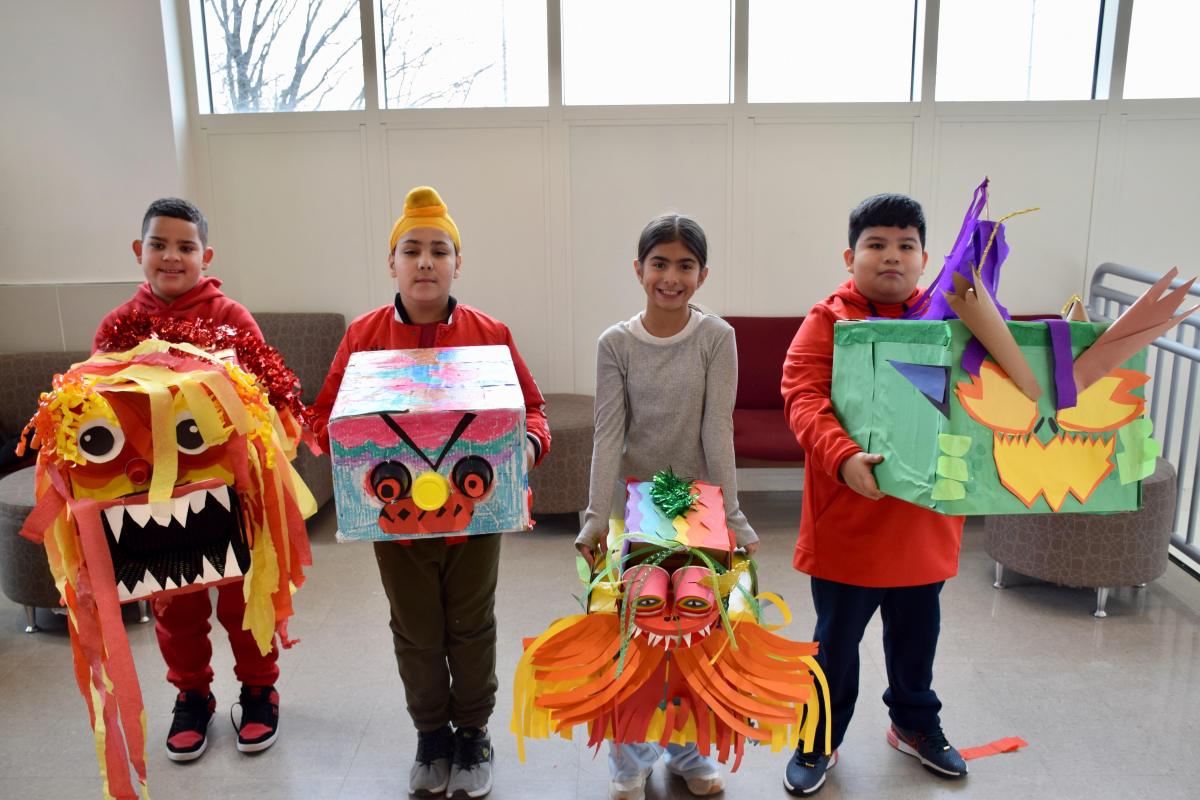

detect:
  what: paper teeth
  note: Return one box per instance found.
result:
[126,504,152,528]
[224,542,243,578]
[210,485,232,511]
[682,633,692,647]
[103,506,125,542]
[172,495,191,526]
[189,489,208,515]
[201,555,223,583]
[646,633,662,647]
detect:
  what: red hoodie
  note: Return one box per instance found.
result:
[93,277,262,352]
[781,278,963,587]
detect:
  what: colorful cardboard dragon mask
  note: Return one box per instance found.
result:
[832,179,1197,515]
[329,346,529,541]
[19,319,315,800]
[513,473,829,768]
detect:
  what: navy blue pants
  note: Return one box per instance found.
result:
[809,576,945,751]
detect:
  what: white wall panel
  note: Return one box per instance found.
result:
[384,126,551,385]
[204,129,373,325]
[568,122,731,393]
[931,117,1102,314]
[1107,117,1200,275]
[0,1,179,285]
[749,120,915,315]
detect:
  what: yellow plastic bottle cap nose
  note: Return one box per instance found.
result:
[411,471,451,511]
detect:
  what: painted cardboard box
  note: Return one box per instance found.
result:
[329,346,530,541]
[831,319,1150,515]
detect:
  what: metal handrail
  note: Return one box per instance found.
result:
[1089,262,1200,569]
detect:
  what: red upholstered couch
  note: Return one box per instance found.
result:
[724,316,806,466]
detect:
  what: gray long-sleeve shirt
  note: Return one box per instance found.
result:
[575,308,757,548]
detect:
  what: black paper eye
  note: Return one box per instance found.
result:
[452,456,493,499]
[370,461,412,503]
[77,419,125,464]
[175,413,208,454]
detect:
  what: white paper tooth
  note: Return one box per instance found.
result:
[210,485,232,511]
[224,542,243,577]
[126,504,152,528]
[150,501,173,527]
[647,633,661,647]
[189,490,207,515]
[142,573,165,595]
[129,576,149,600]
[200,556,222,583]
[172,496,190,526]
[117,582,133,602]
[163,576,178,592]
[682,633,693,647]
[103,506,125,542]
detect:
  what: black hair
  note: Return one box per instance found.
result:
[848,193,926,249]
[141,197,209,246]
[636,213,708,267]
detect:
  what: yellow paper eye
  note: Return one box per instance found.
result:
[1057,370,1147,432]
[957,361,1039,434]
[411,471,451,511]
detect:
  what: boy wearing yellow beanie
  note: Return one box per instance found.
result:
[311,186,551,799]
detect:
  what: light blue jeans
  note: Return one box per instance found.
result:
[608,741,720,782]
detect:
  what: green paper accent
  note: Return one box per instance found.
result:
[832,319,1147,515]
[931,479,967,501]
[939,434,971,457]
[937,456,968,481]
[575,554,591,585]
[1116,419,1160,484]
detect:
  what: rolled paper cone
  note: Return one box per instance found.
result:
[1062,297,1090,322]
[945,270,1042,402]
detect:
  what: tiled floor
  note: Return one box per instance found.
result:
[3,493,1199,799]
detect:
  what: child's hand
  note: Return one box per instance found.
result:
[742,541,759,558]
[525,439,536,471]
[576,540,604,570]
[840,452,885,500]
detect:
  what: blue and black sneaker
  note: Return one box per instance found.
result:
[783,748,837,796]
[887,724,968,778]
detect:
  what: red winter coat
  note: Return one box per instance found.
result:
[310,298,551,463]
[781,278,963,587]
[93,277,263,352]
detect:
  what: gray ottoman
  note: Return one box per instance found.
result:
[0,466,149,632]
[984,457,1177,617]
[529,394,595,517]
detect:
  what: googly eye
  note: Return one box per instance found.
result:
[175,412,208,454]
[451,455,493,499]
[370,461,412,503]
[677,596,713,615]
[77,419,125,464]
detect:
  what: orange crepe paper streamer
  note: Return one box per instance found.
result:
[960,736,1029,760]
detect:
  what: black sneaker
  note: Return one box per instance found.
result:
[233,685,279,753]
[166,690,216,762]
[783,748,837,796]
[410,725,455,797]
[887,724,968,778]
[446,726,494,799]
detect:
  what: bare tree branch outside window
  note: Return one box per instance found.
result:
[378,1,493,108]
[202,0,364,112]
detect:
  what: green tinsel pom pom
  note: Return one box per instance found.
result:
[649,468,698,520]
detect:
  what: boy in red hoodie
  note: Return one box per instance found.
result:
[311,185,549,800]
[93,198,279,762]
[780,194,966,796]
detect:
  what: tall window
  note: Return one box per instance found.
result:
[936,0,1103,101]
[749,0,923,103]
[560,0,733,105]
[379,0,547,108]
[1123,0,1200,99]
[196,0,366,113]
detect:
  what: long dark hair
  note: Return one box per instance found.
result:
[637,214,708,267]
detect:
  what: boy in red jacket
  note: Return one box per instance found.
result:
[780,194,966,796]
[311,186,549,800]
[94,198,279,762]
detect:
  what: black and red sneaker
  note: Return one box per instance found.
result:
[234,685,280,753]
[887,724,968,778]
[166,690,216,762]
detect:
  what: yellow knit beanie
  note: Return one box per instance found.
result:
[388,186,461,254]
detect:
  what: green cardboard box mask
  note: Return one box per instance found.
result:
[831,319,1152,515]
